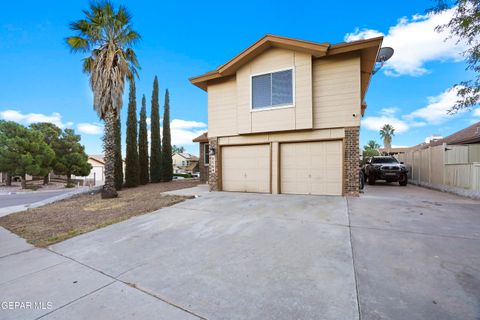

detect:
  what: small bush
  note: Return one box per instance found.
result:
[173,173,192,178]
[65,183,75,188]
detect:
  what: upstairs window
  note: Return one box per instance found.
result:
[252,69,293,109]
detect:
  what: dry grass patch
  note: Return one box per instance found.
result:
[0,180,200,247]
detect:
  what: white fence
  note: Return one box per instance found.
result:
[397,144,480,198]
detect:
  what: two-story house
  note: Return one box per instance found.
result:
[190,35,382,196]
[172,152,199,174]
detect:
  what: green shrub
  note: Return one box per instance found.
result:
[173,173,192,178]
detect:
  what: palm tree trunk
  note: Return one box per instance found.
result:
[6,173,12,186]
[102,111,119,199]
[43,174,49,185]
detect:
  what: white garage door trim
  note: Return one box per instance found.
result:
[279,139,343,196]
[221,144,271,193]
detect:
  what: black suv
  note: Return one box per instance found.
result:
[363,156,408,186]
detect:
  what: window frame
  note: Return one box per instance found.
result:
[204,143,210,166]
[249,67,295,112]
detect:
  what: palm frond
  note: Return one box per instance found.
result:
[82,56,94,74]
[66,36,89,52]
[124,48,140,69]
[67,1,140,120]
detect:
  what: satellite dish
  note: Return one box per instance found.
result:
[373,47,394,74]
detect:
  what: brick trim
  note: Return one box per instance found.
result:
[208,138,219,191]
[344,126,360,196]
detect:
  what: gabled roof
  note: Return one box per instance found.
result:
[189,34,383,102]
[190,35,329,90]
[174,152,199,160]
[193,131,208,143]
[88,154,105,164]
[429,121,480,146]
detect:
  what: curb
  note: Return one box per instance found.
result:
[0,186,103,217]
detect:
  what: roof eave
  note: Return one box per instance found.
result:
[189,35,383,96]
[189,34,330,91]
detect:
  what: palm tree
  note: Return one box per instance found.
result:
[364,140,381,150]
[363,140,381,158]
[66,1,140,198]
[379,124,395,149]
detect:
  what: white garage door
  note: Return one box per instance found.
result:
[280,140,342,195]
[222,144,270,193]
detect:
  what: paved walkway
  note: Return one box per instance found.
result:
[0,184,479,319]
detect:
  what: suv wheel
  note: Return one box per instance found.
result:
[367,175,376,185]
[399,173,408,186]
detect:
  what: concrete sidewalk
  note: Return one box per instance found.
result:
[0,227,201,320]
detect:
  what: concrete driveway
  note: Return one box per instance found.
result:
[1,184,479,319]
[350,183,480,320]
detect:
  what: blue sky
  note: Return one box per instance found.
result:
[1,0,478,155]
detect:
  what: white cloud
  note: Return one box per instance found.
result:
[345,8,465,76]
[170,119,207,130]
[363,87,462,134]
[424,135,443,143]
[473,108,480,117]
[170,128,206,145]
[380,107,400,116]
[361,115,410,133]
[345,29,384,42]
[77,123,103,135]
[0,109,73,128]
[166,119,206,146]
[405,86,462,124]
[146,119,207,147]
[146,117,151,126]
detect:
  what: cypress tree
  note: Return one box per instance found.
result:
[150,76,162,182]
[125,80,140,187]
[114,115,123,190]
[161,89,173,181]
[138,94,149,184]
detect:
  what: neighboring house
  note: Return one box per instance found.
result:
[71,154,105,186]
[190,34,382,196]
[172,153,199,174]
[0,173,33,183]
[397,121,480,198]
[193,132,209,183]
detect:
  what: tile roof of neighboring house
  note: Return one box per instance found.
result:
[429,121,480,146]
[89,154,105,164]
[175,152,199,161]
[185,162,199,171]
[379,147,411,154]
[404,121,480,151]
[193,132,208,143]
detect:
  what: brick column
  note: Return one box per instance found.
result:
[198,142,207,183]
[344,127,360,196]
[208,138,219,191]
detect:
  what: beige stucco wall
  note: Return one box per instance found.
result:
[207,77,237,138]
[207,48,361,138]
[312,54,361,129]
